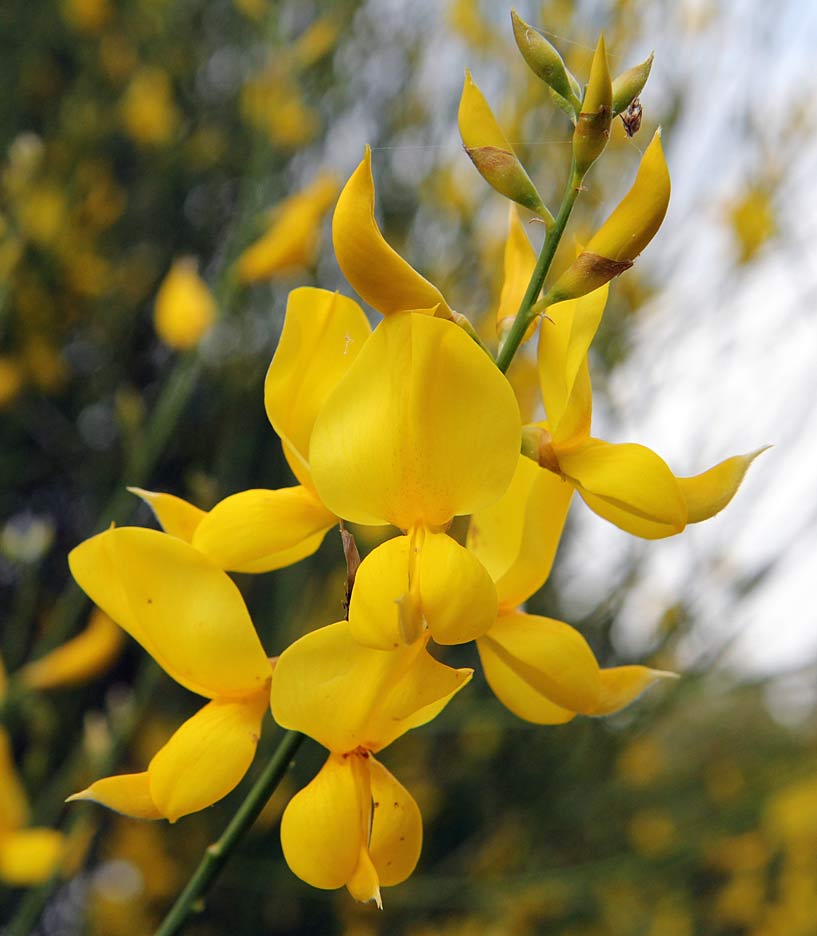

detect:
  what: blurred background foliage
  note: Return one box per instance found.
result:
[1,0,815,934]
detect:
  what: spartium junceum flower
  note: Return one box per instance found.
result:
[270,619,471,906]
[66,527,273,822]
[467,454,674,722]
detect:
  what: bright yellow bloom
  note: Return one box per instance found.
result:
[496,204,537,343]
[468,455,673,723]
[133,287,366,572]
[332,148,453,317]
[67,528,272,822]
[0,728,64,885]
[309,311,520,649]
[18,608,123,691]
[153,259,216,351]
[531,283,765,537]
[235,174,339,282]
[271,619,471,905]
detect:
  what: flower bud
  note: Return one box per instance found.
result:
[548,129,670,302]
[572,35,612,178]
[612,53,654,117]
[154,257,216,350]
[510,10,580,118]
[458,71,550,218]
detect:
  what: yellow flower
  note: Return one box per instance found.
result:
[530,282,765,537]
[132,287,366,572]
[468,455,672,723]
[17,608,123,691]
[153,258,216,351]
[0,728,64,885]
[271,619,471,905]
[496,204,537,344]
[310,310,520,649]
[235,173,339,282]
[67,528,272,822]
[121,68,180,147]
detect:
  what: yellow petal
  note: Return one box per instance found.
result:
[0,829,64,886]
[280,752,366,890]
[0,727,29,833]
[478,634,575,726]
[368,756,422,887]
[537,284,608,441]
[347,845,382,907]
[192,486,337,573]
[264,287,371,489]
[585,129,670,262]
[332,147,453,317]
[573,34,612,176]
[69,527,271,699]
[66,772,162,819]
[148,693,268,822]
[479,610,600,717]
[496,205,537,340]
[235,173,338,282]
[350,532,496,649]
[153,258,216,350]
[418,531,497,645]
[310,313,521,529]
[592,665,676,716]
[270,621,471,753]
[18,608,123,691]
[458,73,545,215]
[468,455,573,610]
[557,438,687,537]
[127,487,205,542]
[679,448,768,524]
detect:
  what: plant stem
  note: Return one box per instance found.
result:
[495,162,582,373]
[154,729,306,936]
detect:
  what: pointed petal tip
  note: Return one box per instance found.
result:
[65,789,91,805]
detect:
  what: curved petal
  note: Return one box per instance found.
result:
[69,528,271,699]
[496,205,537,341]
[264,287,371,489]
[478,636,575,726]
[280,752,366,891]
[127,487,206,543]
[479,610,600,716]
[468,455,573,610]
[148,693,268,822]
[0,728,29,832]
[192,486,337,573]
[369,757,422,887]
[418,532,497,645]
[537,285,608,442]
[333,147,452,318]
[0,829,64,886]
[593,666,676,716]
[270,621,471,753]
[679,448,768,524]
[66,772,162,820]
[310,313,521,529]
[558,438,687,537]
[18,608,123,691]
[348,535,412,650]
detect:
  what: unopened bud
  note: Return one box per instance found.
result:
[459,71,550,218]
[511,10,580,118]
[549,129,670,302]
[154,257,216,351]
[612,53,654,117]
[572,35,612,178]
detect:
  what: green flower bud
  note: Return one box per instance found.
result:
[612,52,654,117]
[510,10,581,120]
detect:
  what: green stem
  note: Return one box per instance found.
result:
[154,730,305,936]
[495,162,582,373]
